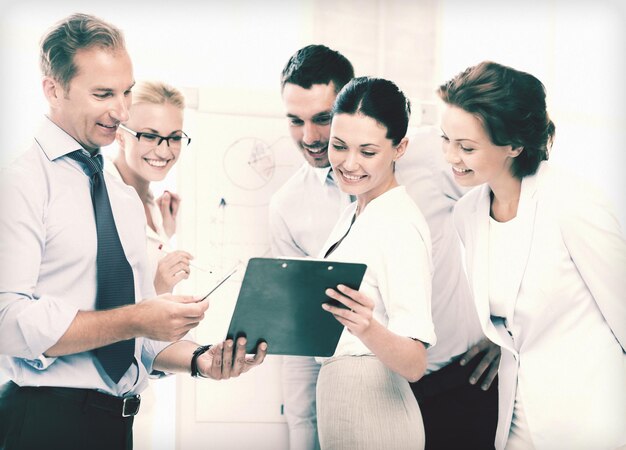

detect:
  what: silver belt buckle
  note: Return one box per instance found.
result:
[121,394,141,417]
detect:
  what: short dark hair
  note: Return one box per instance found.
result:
[281,44,354,93]
[333,76,411,146]
[40,13,126,90]
[438,61,555,179]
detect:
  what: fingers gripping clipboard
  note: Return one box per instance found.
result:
[226,257,367,357]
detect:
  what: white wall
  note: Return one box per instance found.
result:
[438,0,626,227]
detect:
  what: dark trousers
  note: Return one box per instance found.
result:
[410,355,498,450]
[0,381,134,450]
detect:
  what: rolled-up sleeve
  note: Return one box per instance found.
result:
[0,164,79,363]
[141,338,173,376]
[9,296,78,362]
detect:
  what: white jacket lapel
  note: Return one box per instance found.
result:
[468,185,519,353]
[470,185,491,328]
[506,167,541,322]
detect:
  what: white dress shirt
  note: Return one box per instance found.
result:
[0,117,170,396]
[269,162,352,258]
[319,186,437,355]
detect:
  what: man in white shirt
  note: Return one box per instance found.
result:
[270,44,500,450]
[0,14,265,450]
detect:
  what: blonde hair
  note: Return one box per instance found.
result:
[132,81,186,109]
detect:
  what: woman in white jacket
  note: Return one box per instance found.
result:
[438,61,625,450]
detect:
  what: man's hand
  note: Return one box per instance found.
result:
[196,337,267,380]
[133,294,208,342]
[459,338,501,390]
[156,191,181,238]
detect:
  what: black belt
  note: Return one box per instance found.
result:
[20,384,141,418]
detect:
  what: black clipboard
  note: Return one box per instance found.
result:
[226,257,367,357]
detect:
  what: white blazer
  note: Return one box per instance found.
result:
[453,162,626,450]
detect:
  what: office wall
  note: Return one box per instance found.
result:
[438,0,626,227]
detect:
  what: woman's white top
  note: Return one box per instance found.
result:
[318,186,436,357]
[489,215,534,448]
[488,216,521,319]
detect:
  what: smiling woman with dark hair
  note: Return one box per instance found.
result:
[439,61,626,450]
[316,77,435,449]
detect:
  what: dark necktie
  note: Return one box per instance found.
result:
[67,150,135,383]
[326,168,335,184]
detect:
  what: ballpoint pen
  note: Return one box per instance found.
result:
[197,262,241,302]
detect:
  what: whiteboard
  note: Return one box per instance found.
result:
[175,87,304,448]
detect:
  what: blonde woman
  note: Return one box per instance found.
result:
[109,80,193,294]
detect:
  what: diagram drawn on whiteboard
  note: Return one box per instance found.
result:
[223,136,295,191]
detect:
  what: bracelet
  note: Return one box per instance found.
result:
[190,344,212,378]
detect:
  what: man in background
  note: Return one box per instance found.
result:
[269,44,499,450]
[0,13,265,450]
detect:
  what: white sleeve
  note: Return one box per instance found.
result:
[377,221,436,347]
[268,198,307,258]
[0,167,77,363]
[560,187,626,351]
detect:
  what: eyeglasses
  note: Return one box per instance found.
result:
[119,124,191,148]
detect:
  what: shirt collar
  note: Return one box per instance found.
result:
[103,154,123,181]
[312,165,334,186]
[35,115,97,161]
[104,154,155,204]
